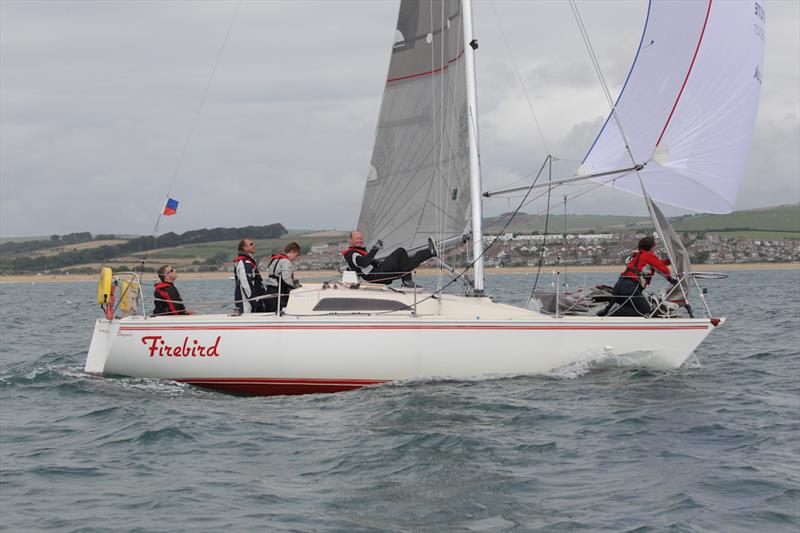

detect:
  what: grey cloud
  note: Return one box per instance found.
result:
[1,0,796,237]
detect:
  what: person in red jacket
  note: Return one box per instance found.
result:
[600,236,677,317]
[152,265,192,316]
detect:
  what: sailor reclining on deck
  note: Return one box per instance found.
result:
[343,230,436,288]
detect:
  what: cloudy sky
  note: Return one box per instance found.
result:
[1,0,797,238]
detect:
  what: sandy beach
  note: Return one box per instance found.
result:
[2,262,797,283]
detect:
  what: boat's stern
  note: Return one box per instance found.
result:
[85,319,117,374]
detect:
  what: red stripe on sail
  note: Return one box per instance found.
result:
[387,49,465,83]
[656,0,713,147]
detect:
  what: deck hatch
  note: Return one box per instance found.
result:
[312,298,408,312]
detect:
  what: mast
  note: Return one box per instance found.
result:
[462,0,484,294]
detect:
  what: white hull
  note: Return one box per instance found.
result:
[85,284,721,395]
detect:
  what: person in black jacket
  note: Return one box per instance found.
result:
[153,265,192,316]
[234,239,268,314]
[343,230,436,287]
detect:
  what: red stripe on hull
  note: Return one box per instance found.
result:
[177,378,387,396]
[121,324,708,332]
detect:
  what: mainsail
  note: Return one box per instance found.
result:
[580,0,766,214]
[356,0,472,256]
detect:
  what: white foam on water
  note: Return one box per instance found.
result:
[682,354,703,369]
[546,350,617,380]
[111,377,190,396]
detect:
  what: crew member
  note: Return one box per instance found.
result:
[152,265,191,316]
[234,239,267,314]
[343,230,437,288]
[265,241,301,313]
[601,235,677,317]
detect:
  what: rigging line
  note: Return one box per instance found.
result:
[152,0,242,237]
[436,0,446,270]
[562,194,568,283]
[484,156,566,195]
[484,168,636,222]
[568,0,637,168]
[527,156,553,305]
[528,181,622,223]
[430,0,439,253]
[441,12,466,239]
[489,0,551,156]
[438,14,462,282]
[518,173,630,216]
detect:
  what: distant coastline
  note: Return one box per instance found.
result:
[2,262,797,284]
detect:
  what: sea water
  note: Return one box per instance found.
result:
[1,270,798,531]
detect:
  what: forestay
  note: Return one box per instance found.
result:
[357,0,471,256]
[580,0,766,214]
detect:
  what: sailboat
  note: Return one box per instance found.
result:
[85,0,765,395]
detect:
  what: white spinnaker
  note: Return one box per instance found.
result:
[357,0,471,255]
[580,0,766,214]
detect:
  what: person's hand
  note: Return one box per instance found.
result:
[375,239,383,249]
[667,276,679,285]
[293,279,302,288]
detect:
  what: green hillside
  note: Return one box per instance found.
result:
[484,204,800,237]
[670,204,800,233]
[2,204,797,274]
[141,232,347,262]
[483,213,651,234]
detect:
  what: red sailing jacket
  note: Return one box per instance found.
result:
[621,250,671,283]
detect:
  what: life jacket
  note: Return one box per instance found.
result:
[235,254,258,268]
[233,253,266,312]
[623,251,642,275]
[266,254,294,286]
[342,246,368,257]
[153,281,184,315]
[342,246,373,274]
[622,250,661,287]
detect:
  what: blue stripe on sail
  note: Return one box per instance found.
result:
[580,0,653,165]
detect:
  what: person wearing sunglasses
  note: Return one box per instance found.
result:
[153,265,191,316]
[234,239,268,313]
